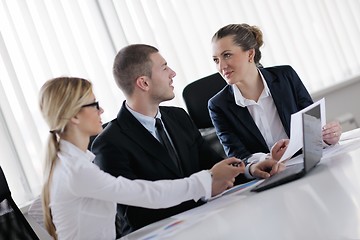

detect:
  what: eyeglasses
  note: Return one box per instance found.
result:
[81,101,100,110]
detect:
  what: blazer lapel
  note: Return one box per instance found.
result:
[260,68,290,136]
[117,103,182,176]
[225,86,268,149]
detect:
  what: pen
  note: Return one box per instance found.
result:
[232,155,252,167]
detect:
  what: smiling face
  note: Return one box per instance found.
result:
[76,92,104,137]
[147,52,177,103]
[212,35,254,85]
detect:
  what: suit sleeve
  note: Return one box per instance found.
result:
[286,66,313,109]
[208,98,252,160]
[92,132,137,180]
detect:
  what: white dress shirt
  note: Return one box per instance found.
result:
[50,140,211,240]
[232,70,288,178]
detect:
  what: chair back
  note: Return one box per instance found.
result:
[182,73,226,129]
[0,166,39,240]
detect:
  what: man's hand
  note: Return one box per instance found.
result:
[250,159,286,179]
[210,157,245,197]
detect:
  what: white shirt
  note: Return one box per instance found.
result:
[50,140,211,240]
[232,70,288,178]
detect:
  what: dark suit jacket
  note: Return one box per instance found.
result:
[208,65,313,160]
[91,102,223,235]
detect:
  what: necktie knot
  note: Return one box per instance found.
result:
[155,118,163,130]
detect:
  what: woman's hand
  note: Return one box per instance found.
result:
[271,139,289,161]
[322,121,342,145]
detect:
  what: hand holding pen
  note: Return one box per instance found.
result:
[210,157,245,196]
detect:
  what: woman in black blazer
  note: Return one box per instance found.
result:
[209,23,342,163]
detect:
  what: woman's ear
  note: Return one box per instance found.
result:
[248,48,255,62]
[69,114,81,125]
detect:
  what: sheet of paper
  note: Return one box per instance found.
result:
[339,127,360,141]
[208,179,259,201]
[322,136,360,159]
[279,98,326,162]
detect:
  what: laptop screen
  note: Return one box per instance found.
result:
[250,101,324,192]
[302,104,322,172]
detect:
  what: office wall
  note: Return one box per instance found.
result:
[312,75,360,132]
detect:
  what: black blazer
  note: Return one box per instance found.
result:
[92,102,223,235]
[208,65,313,160]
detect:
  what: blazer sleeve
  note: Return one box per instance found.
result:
[286,65,313,110]
[208,95,253,160]
[270,65,313,135]
[92,125,137,180]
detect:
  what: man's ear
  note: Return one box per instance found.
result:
[136,76,150,91]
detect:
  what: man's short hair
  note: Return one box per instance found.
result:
[113,44,159,96]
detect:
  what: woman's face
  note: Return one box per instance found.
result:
[76,93,104,137]
[212,36,253,85]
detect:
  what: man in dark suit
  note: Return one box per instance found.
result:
[92,44,286,236]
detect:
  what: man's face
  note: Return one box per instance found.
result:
[147,52,177,103]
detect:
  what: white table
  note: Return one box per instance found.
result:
[121,128,360,240]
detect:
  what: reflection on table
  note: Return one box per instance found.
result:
[120,128,360,240]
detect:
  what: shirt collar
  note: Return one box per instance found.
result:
[59,139,95,162]
[233,69,271,107]
[125,102,161,132]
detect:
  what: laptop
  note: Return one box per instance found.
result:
[251,103,323,192]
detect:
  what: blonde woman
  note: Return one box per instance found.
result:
[39,77,243,240]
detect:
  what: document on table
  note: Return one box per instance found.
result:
[208,179,260,201]
[278,98,326,162]
[339,127,360,141]
[322,128,360,158]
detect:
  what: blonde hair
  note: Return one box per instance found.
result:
[39,77,92,239]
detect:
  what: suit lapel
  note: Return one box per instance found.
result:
[225,86,268,149]
[117,103,182,176]
[260,68,290,136]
